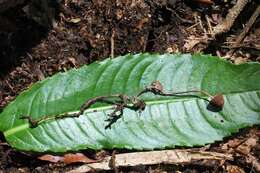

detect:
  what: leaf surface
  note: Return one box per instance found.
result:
[0,54,259,152]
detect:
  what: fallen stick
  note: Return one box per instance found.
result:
[228,5,260,55]
[110,28,115,59]
[212,0,249,36]
[67,150,233,173]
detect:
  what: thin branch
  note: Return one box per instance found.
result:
[110,28,115,59]
[228,5,260,55]
[212,0,249,36]
[67,149,233,173]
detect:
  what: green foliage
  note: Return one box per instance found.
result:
[0,53,259,152]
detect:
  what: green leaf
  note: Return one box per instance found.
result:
[0,53,259,152]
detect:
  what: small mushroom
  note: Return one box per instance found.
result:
[209,94,224,109]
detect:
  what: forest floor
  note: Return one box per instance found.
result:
[0,0,259,172]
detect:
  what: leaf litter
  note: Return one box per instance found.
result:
[38,153,98,164]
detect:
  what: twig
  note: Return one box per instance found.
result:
[166,6,193,24]
[109,150,119,173]
[228,5,260,55]
[205,15,213,35]
[110,28,115,59]
[186,22,200,31]
[212,0,249,36]
[198,15,208,38]
[67,150,233,173]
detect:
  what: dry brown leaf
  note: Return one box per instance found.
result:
[38,153,98,164]
[63,153,97,164]
[38,154,63,163]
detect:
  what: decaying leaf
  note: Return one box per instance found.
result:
[38,154,62,163]
[38,153,98,164]
[63,153,97,164]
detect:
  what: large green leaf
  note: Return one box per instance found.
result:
[0,54,259,152]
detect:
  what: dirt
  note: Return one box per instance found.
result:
[0,0,259,172]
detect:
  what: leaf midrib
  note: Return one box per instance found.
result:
[4,89,260,137]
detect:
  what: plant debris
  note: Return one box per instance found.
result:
[21,81,224,128]
[38,153,98,164]
[67,149,233,173]
[212,0,249,36]
[228,4,260,56]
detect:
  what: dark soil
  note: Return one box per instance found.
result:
[0,0,259,172]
